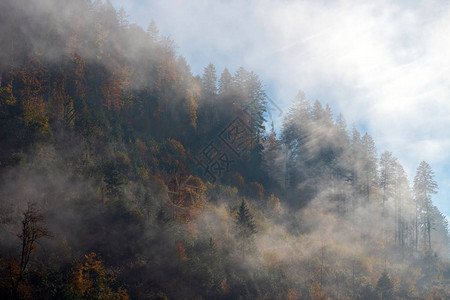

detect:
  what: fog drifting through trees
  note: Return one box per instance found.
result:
[0,0,449,299]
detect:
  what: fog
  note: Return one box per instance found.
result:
[0,0,449,299]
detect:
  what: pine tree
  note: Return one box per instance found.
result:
[361,133,378,204]
[280,92,312,202]
[414,161,438,250]
[311,100,324,121]
[243,71,266,137]
[263,122,283,189]
[218,68,232,96]
[147,19,159,43]
[350,125,363,194]
[117,8,129,29]
[201,63,217,98]
[235,199,257,240]
[335,113,349,147]
[351,125,361,146]
[379,151,397,249]
[103,161,124,199]
[335,113,347,133]
[392,162,411,248]
[234,200,257,258]
[430,205,450,257]
[380,151,396,213]
[281,91,310,154]
[376,271,394,300]
[232,66,249,94]
[323,104,334,127]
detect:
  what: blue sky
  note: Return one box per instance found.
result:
[110,0,450,217]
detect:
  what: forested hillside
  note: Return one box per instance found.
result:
[1,0,449,299]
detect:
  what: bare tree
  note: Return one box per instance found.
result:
[9,202,50,298]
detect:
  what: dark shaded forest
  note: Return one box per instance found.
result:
[1,0,450,299]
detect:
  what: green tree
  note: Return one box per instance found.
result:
[392,162,412,248]
[235,200,257,258]
[358,283,377,300]
[218,67,232,96]
[235,200,257,239]
[201,63,217,98]
[281,91,311,196]
[244,71,266,136]
[147,20,159,43]
[232,66,249,93]
[361,133,378,204]
[263,122,284,190]
[419,249,440,283]
[103,161,124,199]
[414,161,438,250]
[350,125,362,189]
[376,271,394,300]
[379,151,396,211]
[396,276,416,299]
[430,205,450,258]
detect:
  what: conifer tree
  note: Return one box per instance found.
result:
[232,66,249,93]
[361,134,378,204]
[335,113,347,134]
[201,63,217,98]
[218,68,232,96]
[281,91,310,154]
[392,162,410,247]
[147,19,159,43]
[380,151,396,213]
[376,271,394,300]
[414,161,438,250]
[235,199,257,240]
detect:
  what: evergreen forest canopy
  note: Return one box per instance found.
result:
[0,0,449,299]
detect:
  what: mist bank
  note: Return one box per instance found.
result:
[0,0,449,299]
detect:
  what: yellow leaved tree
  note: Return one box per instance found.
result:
[71,252,129,300]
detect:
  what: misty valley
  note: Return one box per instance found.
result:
[0,0,450,299]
